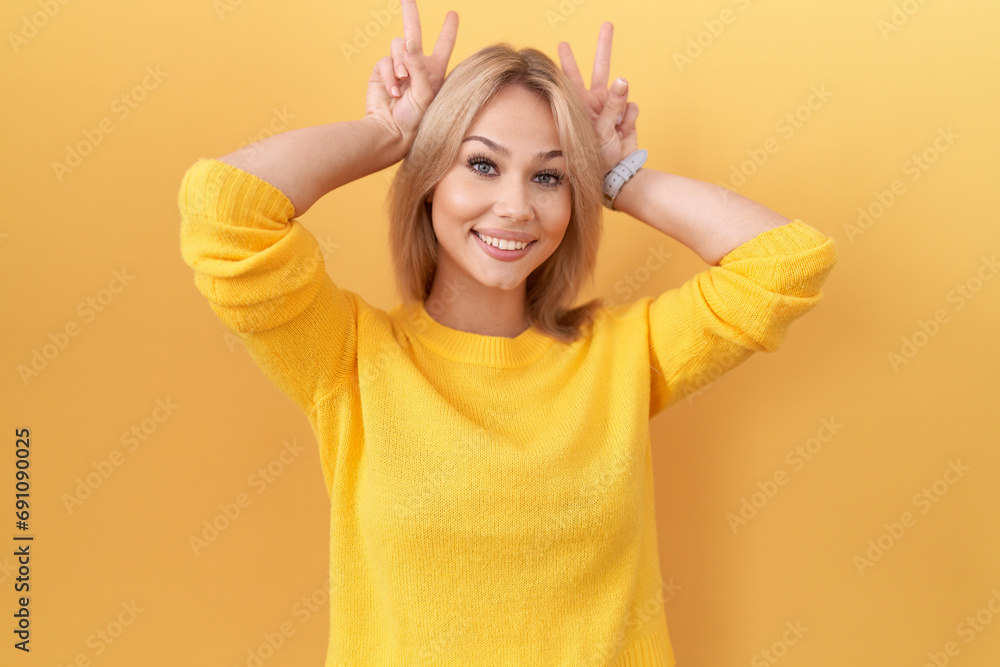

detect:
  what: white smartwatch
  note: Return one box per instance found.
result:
[602,149,647,211]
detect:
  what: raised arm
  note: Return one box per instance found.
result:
[217,0,459,217]
[559,22,836,421]
[178,0,459,425]
[611,169,790,266]
[559,21,791,266]
[217,118,408,219]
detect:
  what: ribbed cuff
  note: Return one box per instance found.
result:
[720,219,834,264]
[178,157,295,228]
[178,157,325,334]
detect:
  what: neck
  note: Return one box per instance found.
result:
[425,277,530,338]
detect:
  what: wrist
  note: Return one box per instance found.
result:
[360,115,411,166]
[602,149,647,211]
[606,167,650,219]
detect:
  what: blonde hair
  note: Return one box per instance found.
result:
[387,43,606,344]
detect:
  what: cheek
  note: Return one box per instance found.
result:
[435,177,490,223]
[550,192,573,236]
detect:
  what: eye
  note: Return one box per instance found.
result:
[534,170,566,189]
[465,153,567,190]
[472,162,494,175]
[466,153,498,176]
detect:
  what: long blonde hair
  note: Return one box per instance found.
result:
[387,43,606,344]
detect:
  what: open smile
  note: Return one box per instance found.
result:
[471,229,536,261]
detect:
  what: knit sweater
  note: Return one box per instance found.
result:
[178,157,837,666]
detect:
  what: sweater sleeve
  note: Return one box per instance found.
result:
[177,158,357,417]
[646,219,837,418]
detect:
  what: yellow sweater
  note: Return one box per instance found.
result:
[178,157,837,666]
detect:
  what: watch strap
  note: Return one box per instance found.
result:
[603,149,648,210]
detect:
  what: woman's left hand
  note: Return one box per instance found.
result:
[558,22,639,175]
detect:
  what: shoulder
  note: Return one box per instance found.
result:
[599,296,657,328]
[572,297,657,349]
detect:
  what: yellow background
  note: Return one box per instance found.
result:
[2,0,998,664]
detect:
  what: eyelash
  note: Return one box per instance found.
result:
[465,153,566,190]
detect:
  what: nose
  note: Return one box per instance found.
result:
[491,176,535,223]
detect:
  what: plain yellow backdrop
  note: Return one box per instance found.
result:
[2,0,999,665]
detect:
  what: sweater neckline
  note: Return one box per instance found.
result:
[401,300,554,368]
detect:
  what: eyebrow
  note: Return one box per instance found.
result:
[461,135,563,161]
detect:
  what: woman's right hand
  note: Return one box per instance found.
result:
[365,0,459,154]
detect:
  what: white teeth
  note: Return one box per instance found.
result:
[474,231,531,250]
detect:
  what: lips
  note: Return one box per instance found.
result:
[472,228,538,244]
[471,229,536,260]
[472,230,535,250]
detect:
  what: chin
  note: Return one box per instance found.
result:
[475,274,526,292]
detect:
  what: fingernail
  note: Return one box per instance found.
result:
[406,39,417,54]
[397,65,407,78]
[391,85,400,97]
[612,78,627,96]
[617,113,623,125]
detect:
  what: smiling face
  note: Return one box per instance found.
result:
[427,83,573,296]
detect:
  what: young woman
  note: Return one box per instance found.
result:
[178,1,837,664]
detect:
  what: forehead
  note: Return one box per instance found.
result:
[465,85,561,151]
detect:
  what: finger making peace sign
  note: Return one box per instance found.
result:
[366,0,459,150]
[557,22,639,175]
